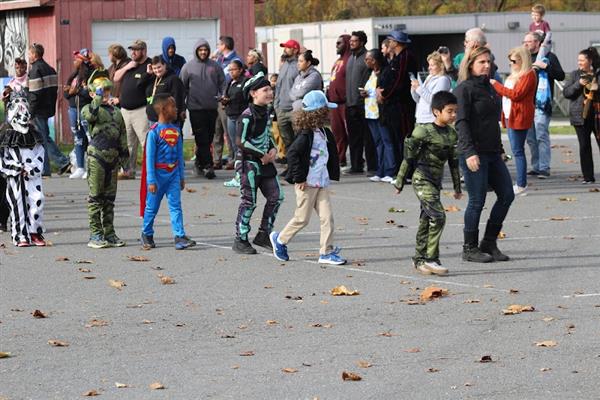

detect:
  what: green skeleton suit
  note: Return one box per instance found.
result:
[395,123,461,263]
[81,95,129,240]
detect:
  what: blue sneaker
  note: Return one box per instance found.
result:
[269,231,289,261]
[318,247,346,265]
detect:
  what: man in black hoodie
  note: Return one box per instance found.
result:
[28,43,70,176]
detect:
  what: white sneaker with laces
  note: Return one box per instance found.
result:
[513,184,527,196]
[423,260,448,275]
[369,176,382,182]
[381,176,394,183]
[69,168,85,179]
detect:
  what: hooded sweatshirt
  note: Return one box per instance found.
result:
[162,37,187,76]
[180,39,226,111]
[327,34,351,104]
[274,55,299,112]
[289,66,323,111]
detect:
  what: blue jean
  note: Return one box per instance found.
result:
[68,107,89,169]
[366,118,396,177]
[33,116,69,175]
[226,116,239,157]
[142,170,185,238]
[459,153,514,233]
[526,109,551,173]
[507,128,528,187]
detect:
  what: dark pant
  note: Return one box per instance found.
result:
[329,104,348,164]
[346,105,377,172]
[574,116,600,182]
[33,116,69,175]
[366,118,397,177]
[189,109,218,168]
[0,175,9,225]
[459,153,514,233]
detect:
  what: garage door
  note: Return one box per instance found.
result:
[92,19,218,138]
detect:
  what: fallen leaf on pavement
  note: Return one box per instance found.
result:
[32,309,47,318]
[330,285,360,296]
[444,205,460,212]
[404,348,421,353]
[342,371,362,381]
[149,382,165,390]
[239,350,255,356]
[109,279,126,290]
[420,286,449,301]
[427,368,440,373]
[83,276,96,280]
[82,390,99,396]
[378,331,395,337]
[550,216,571,221]
[400,280,411,285]
[115,382,128,388]
[589,187,600,192]
[231,365,240,369]
[388,207,406,213]
[535,340,558,347]
[266,320,278,325]
[282,368,298,373]
[479,355,493,363]
[185,187,197,193]
[127,255,150,262]
[464,299,480,304]
[0,352,11,358]
[502,304,535,315]
[540,367,552,372]
[48,339,69,347]
[542,316,555,322]
[142,320,154,324]
[351,259,365,266]
[509,288,519,294]
[497,231,506,239]
[55,256,69,261]
[386,219,395,224]
[158,274,175,285]
[75,259,94,264]
[310,323,333,328]
[353,216,369,225]
[357,360,372,368]
[78,268,91,273]
[85,319,109,328]
[483,284,495,288]
[227,191,238,197]
[559,197,577,202]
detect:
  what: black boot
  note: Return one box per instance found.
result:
[233,238,257,254]
[479,221,509,261]
[253,230,272,250]
[462,230,493,263]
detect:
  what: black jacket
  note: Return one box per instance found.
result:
[224,76,248,118]
[563,69,599,126]
[140,70,186,122]
[285,127,340,184]
[28,58,58,118]
[455,75,503,158]
[64,65,93,109]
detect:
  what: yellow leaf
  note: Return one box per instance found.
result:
[419,286,449,301]
[330,285,360,296]
[48,339,69,347]
[502,304,535,315]
[149,382,165,390]
[282,368,298,373]
[341,371,362,381]
[109,279,126,290]
[535,340,558,348]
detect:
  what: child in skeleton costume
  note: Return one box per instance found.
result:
[233,72,284,254]
[139,94,196,251]
[0,91,46,247]
[394,91,462,276]
[81,70,129,249]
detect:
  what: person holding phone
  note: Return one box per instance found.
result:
[411,51,452,125]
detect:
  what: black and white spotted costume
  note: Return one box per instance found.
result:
[0,93,45,245]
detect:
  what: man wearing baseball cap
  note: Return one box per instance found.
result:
[273,39,301,166]
[113,39,151,179]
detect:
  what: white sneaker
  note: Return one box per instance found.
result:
[381,176,394,183]
[82,171,88,180]
[69,168,85,179]
[423,260,448,275]
[369,176,382,182]
[513,184,527,196]
[390,179,398,186]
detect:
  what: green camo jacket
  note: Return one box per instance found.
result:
[396,123,461,193]
[81,96,129,168]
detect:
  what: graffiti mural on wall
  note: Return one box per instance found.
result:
[0,10,28,77]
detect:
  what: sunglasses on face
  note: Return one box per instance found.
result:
[509,58,518,64]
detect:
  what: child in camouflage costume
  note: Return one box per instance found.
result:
[395,91,462,275]
[81,70,129,248]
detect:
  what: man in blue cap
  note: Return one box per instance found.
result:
[377,30,417,172]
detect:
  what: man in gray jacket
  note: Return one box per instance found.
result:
[345,31,376,174]
[180,39,226,179]
[274,39,300,155]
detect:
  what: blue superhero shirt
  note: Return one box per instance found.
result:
[145,122,185,185]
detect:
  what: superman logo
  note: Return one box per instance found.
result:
[160,128,180,147]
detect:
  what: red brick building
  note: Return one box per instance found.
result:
[1,0,257,142]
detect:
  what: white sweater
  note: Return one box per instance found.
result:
[411,74,452,124]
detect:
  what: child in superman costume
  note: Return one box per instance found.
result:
[140,93,196,250]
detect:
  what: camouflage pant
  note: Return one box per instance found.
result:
[412,171,445,262]
[87,155,118,239]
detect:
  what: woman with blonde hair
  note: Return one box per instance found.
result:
[455,46,514,263]
[490,46,537,195]
[411,51,452,124]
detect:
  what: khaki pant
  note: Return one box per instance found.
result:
[213,106,232,164]
[121,106,149,174]
[271,121,286,158]
[278,185,334,255]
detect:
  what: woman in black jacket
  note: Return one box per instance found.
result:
[140,56,186,124]
[563,47,600,184]
[222,60,248,166]
[63,49,94,179]
[455,46,514,263]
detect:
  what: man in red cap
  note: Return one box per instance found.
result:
[273,39,300,168]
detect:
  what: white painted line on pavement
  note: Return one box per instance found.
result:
[562,293,600,298]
